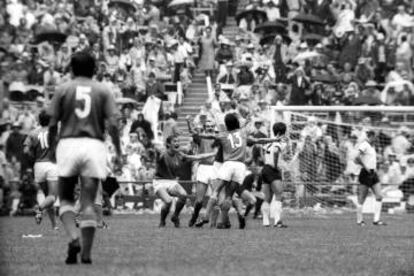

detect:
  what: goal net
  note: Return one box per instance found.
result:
[269,105,414,210]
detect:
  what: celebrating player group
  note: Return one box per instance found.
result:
[26,52,386,265]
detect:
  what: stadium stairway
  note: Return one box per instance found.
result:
[176,17,238,147]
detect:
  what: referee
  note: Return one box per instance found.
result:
[354,131,386,226]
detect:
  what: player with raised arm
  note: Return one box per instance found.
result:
[195,113,282,229]
[24,110,58,230]
[48,52,122,264]
[354,130,386,226]
[187,118,221,227]
[261,122,289,228]
[154,135,216,228]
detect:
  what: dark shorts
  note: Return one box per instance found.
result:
[261,164,282,184]
[358,168,379,187]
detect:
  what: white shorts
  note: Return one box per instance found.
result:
[153,179,181,195]
[217,161,246,185]
[34,162,58,183]
[56,138,107,179]
[196,164,218,184]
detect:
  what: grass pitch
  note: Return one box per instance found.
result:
[1,213,413,276]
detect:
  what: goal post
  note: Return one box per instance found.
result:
[268,105,413,209]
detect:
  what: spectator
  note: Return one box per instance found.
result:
[145,72,166,101]
[198,26,217,77]
[131,113,154,141]
[5,123,25,165]
[162,112,180,140]
[287,67,311,105]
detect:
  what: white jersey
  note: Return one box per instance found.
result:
[357,140,376,170]
[263,138,288,168]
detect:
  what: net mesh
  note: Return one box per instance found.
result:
[270,106,414,210]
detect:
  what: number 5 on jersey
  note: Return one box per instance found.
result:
[228,132,242,148]
[75,86,92,118]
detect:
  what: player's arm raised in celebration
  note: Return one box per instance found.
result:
[177,148,218,161]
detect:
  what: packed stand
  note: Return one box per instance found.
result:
[0,0,218,214]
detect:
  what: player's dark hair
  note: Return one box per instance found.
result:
[166,135,177,147]
[70,52,96,78]
[366,130,376,138]
[273,122,287,136]
[224,113,240,131]
[38,110,50,127]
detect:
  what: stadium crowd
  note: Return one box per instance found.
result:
[0,0,413,215]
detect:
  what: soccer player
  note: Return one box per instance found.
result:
[154,135,216,228]
[188,120,220,227]
[23,110,58,230]
[197,113,282,229]
[261,122,288,228]
[354,130,386,226]
[48,52,122,264]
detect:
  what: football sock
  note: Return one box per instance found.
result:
[203,197,217,221]
[95,204,104,227]
[373,200,382,222]
[356,203,363,223]
[254,198,263,217]
[244,203,253,217]
[210,206,220,227]
[272,200,282,225]
[60,208,78,241]
[80,227,96,261]
[193,201,203,220]
[160,202,172,223]
[173,198,186,218]
[46,207,57,228]
[261,202,270,226]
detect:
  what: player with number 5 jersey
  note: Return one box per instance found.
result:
[48,52,122,265]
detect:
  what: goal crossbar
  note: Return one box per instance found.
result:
[270,106,414,113]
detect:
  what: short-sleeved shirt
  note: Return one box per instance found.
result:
[263,138,288,168]
[357,140,376,170]
[217,129,247,163]
[24,127,54,163]
[48,77,117,141]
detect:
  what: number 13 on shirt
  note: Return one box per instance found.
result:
[228,132,242,148]
[75,86,91,119]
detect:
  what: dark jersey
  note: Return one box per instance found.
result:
[217,129,247,162]
[213,139,223,163]
[48,77,117,141]
[24,128,54,163]
[155,151,191,179]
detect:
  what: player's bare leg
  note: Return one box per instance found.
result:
[58,176,80,264]
[356,185,369,226]
[371,183,386,225]
[189,182,208,227]
[169,184,188,228]
[78,176,100,264]
[270,180,286,228]
[261,184,271,227]
[156,188,173,227]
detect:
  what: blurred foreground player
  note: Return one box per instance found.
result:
[154,135,216,228]
[24,110,58,230]
[354,130,386,226]
[48,52,122,264]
